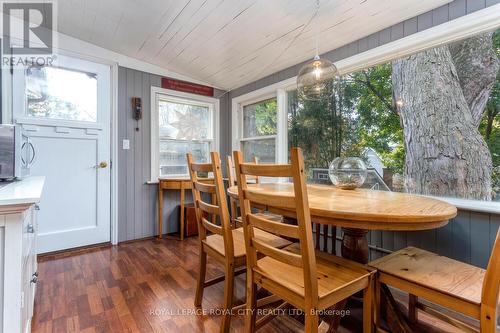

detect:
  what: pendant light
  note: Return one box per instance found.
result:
[297,0,338,100]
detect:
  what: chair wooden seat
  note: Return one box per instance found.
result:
[255,243,373,309]
[204,227,292,259]
[369,242,500,333]
[370,247,485,305]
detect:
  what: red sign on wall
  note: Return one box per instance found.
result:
[161,78,214,97]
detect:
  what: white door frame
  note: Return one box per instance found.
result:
[110,62,119,245]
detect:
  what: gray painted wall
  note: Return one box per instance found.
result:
[320,210,500,269]
[117,67,159,242]
[117,67,228,241]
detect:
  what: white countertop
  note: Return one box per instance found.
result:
[0,176,45,206]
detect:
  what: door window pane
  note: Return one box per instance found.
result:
[243,98,277,138]
[26,66,97,122]
[242,139,275,163]
[159,100,210,140]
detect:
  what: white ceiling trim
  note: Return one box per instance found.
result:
[335,3,500,76]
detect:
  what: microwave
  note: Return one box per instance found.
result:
[0,125,32,180]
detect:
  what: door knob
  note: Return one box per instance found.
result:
[97,161,108,169]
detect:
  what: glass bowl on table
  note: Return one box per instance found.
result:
[328,157,367,190]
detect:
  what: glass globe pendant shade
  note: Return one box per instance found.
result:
[297,55,338,100]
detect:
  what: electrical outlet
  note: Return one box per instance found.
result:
[122,139,130,150]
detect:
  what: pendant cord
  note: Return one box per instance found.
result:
[315,0,320,58]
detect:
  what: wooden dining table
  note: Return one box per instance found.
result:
[227,182,458,330]
[227,182,458,264]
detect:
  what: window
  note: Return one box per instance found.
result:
[152,90,218,179]
[239,98,278,163]
[285,28,500,204]
[234,26,500,207]
[25,66,98,122]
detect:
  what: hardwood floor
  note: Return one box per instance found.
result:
[32,237,469,333]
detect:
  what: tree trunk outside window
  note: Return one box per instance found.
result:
[392,32,499,200]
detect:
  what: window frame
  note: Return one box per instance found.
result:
[232,81,294,164]
[231,5,500,211]
[238,93,279,163]
[12,54,107,130]
[150,87,219,180]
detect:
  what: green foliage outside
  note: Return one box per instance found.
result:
[288,65,404,174]
[249,99,278,136]
[480,30,500,196]
[287,30,500,186]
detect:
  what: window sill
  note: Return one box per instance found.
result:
[423,195,500,215]
[146,176,190,185]
[144,180,500,214]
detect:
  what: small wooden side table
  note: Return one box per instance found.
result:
[157,178,192,240]
[157,177,214,240]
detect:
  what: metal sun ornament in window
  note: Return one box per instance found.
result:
[297,0,338,100]
[329,157,367,190]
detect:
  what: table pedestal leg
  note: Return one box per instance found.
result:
[341,228,369,264]
[319,228,369,332]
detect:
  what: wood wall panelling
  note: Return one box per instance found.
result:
[117,67,228,241]
[318,210,499,267]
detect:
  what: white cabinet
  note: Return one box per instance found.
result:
[2,205,39,333]
[0,177,44,333]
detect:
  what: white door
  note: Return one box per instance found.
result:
[12,55,111,253]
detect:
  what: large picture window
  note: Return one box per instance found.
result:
[287,28,500,202]
[236,27,500,205]
[152,91,218,178]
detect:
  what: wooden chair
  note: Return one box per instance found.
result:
[187,152,291,333]
[226,155,260,227]
[228,156,334,253]
[369,230,500,333]
[233,148,375,333]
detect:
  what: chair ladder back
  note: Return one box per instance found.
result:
[209,151,233,242]
[289,148,318,308]
[226,155,236,187]
[481,227,500,331]
[251,156,260,184]
[229,155,260,184]
[187,153,234,257]
[233,148,318,307]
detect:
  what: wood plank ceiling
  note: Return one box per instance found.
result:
[57,0,451,90]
